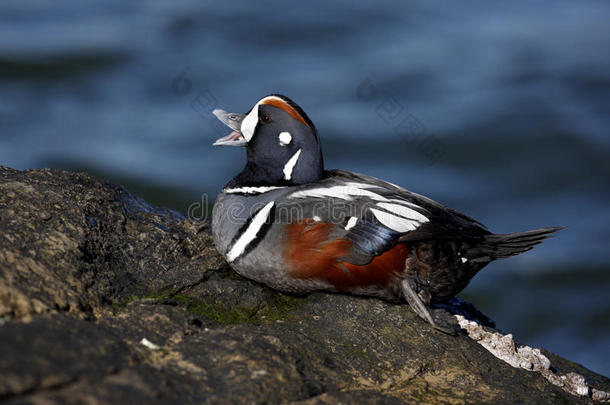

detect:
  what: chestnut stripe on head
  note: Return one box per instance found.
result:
[261,98,311,128]
[240,95,312,143]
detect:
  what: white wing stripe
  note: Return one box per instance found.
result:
[375,202,429,223]
[288,182,430,234]
[289,184,388,201]
[224,186,285,194]
[289,184,426,210]
[370,208,418,232]
[388,198,425,210]
[289,186,350,200]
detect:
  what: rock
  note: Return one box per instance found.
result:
[0,165,608,404]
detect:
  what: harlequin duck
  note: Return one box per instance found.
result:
[210,94,561,333]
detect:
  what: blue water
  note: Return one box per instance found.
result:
[1,1,609,376]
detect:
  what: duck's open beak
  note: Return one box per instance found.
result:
[212,109,247,147]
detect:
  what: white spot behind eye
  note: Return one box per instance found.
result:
[278,131,292,146]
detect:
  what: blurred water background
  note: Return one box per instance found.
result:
[1,0,608,376]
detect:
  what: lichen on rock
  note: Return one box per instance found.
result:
[455,314,610,400]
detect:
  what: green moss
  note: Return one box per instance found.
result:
[124,294,143,303]
[141,289,175,301]
[349,347,366,358]
[269,293,302,312]
[172,291,305,325]
[111,290,175,314]
[111,301,124,314]
[255,292,304,323]
[341,341,375,368]
[173,293,257,324]
[115,288,306,325]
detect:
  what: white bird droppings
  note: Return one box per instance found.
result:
[251,369,268,379]
[140,338,162,351]
[455,315,602,399]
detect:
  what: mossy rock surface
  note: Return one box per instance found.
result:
[0,166,607,404]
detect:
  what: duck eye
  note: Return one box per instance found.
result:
[259,113,272,124]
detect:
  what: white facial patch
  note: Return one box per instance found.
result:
[226,201,275,262]
[278,131,292,146]
[283,149,301,181]
[240,95,284,142]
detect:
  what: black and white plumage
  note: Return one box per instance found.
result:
[210,94,561,333]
